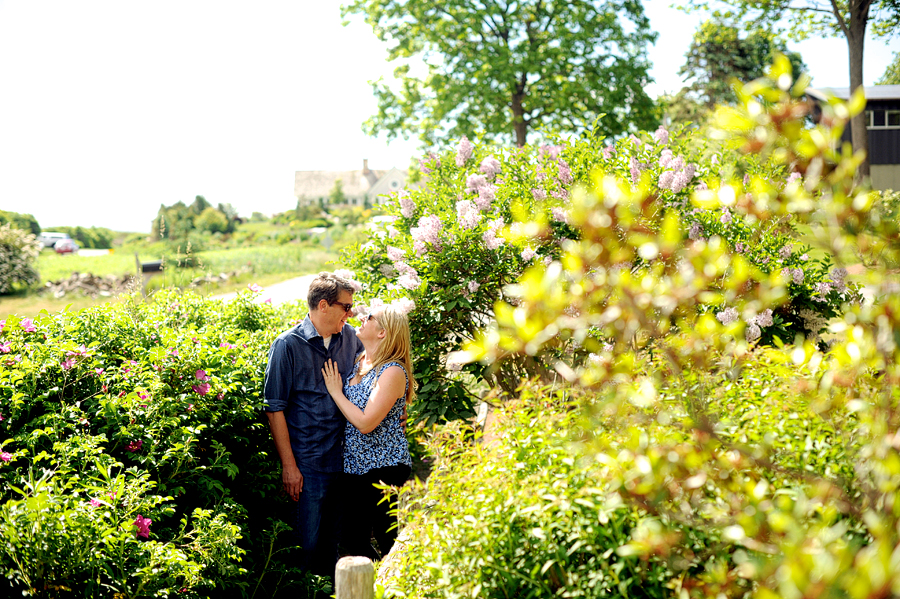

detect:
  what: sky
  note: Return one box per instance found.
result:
[0,0,897,234]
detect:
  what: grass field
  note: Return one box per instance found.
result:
[4,243,346,318]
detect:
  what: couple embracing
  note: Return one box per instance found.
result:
[263,272,414,577]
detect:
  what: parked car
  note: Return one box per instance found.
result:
[39,231,72,248]
[54,239,79,254]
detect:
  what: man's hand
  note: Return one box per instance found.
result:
[282,463,303,501]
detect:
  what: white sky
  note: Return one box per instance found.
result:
[0,0,897,233]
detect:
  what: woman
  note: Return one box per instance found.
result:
[322,305,415,560]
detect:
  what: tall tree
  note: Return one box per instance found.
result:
[877,50,900,83]
[343,0,659,147]
[678,20,806,111]
[681,0,900,177]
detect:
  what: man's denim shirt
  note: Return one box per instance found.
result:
[264,316,363,473]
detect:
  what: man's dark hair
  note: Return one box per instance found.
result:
[308,272,354,311]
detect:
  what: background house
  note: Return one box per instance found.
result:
[806,85,900,190]
[294,159,408,207]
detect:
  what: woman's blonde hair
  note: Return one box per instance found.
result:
[361,306,417,405]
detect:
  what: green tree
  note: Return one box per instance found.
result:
[329,178,347,206]
[0,224,40,293]
[0,210,40,236]
[877,50,900,83]
[189,195,211,216]
[672,19,806,123]
[681,0,899,177]
[343,0,659,147]
[194,207,230,234]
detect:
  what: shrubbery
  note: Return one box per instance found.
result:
[340,78,855,425]
[387,345,863,598]
[0,223,41,294]
[0,288,328,597]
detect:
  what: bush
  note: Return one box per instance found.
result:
[340,99,854,425]
[0,223,41,294]
[460,57,900,597]
[0,289,326,597]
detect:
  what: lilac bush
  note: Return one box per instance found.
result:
[341,123,856,423]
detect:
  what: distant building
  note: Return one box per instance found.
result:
[294,159,409,207]
[806,85,900,190]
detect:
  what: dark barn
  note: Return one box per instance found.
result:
[807,85,900,191]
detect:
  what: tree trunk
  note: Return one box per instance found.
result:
[847,0,870,179]
[511,92,527,147]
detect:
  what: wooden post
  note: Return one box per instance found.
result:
[335,556,374,599]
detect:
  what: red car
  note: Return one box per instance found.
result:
[54,239,79,254]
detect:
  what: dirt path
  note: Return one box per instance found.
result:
[213,274,317,306]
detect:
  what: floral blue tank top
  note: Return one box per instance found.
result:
[343,360,412,475]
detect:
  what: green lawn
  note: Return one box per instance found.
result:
[5,243,347,318]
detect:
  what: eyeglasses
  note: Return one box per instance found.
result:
[361,313,379,324]
[330,301,353,313]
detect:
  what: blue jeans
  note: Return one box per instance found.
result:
[291,469,341,577]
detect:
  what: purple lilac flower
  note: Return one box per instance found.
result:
[743,174,751,186]
[756,309,774,327]
[654,126,669,145]
[792,268,805,284]
[659,149,674,168]
[688,222,704,241]
[602,145,615,159]
[467,281,480,295]
[419,152,439,173]
[387,246,405,262]
[483,229,503,250]
[697,181,708,191]
[558,161,573,185]
[394,261,417,277]
[735,242,747,253]
[456,200,481,230]
[779,245,792,260]
[543,256,553,266]
[479,155,502,177]
[720,209,733,225]
[390,297,415,314]
[716,307,739,325]
[551,189,569,200]
[800,253,808,261]
[671,167,694,193]
[476,185,496,210]
[134,515,152,539]
[630,156,643,184]
[532,188,547,201]
[658,170,675,190]
[410,215,442,251]
[398,273,421,290]
[629,134,642,148]
[551,207,569,224]
[456,136,474,166]
[521,247,537,261]
[539,145,564,159]
[746,322,762,342]
[466,174,488,192]
[786,171,802,186]
[398,191,416,218]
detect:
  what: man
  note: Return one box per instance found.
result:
[263,272,362,577]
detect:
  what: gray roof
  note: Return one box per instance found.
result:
[806,85,900,101]
[294,169,387,199]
